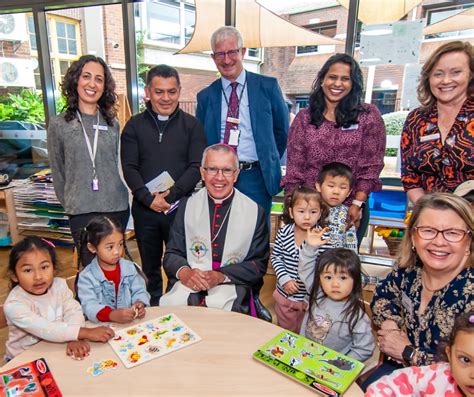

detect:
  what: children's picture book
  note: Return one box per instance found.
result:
[108,313,201,369]
[0,358,62,397]
[253,331,364,396]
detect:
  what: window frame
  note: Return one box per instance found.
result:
[295,21,337,56]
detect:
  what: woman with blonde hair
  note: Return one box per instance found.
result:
[362,192,473,388]
[401,41,473,204]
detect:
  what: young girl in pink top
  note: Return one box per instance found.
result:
[366,311,474,397]
[4,237,115,361]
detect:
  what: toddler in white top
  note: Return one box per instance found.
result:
[4,236,115,361]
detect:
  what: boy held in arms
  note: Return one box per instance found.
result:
[316,162,358,251]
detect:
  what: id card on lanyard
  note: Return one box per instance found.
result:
[222,78,247,148]
[76,111,100,191]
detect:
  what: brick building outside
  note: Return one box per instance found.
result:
[0,0,472,115]
[260,0,473,114]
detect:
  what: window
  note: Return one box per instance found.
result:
[30,14,81,91]
[27,16,37,51]
[184,3,195,42]
[295,96,309,112]
[147,0,180,44]
[55,21,78,55]
[0,12,46,177]
[144,0,196,46]
[425,4,474,39]
[354,21,363,48]
[247,48,260,58]
[371,89,397,115]
[297,22,337,55]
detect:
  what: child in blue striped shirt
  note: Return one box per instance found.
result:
[271,187,329,332]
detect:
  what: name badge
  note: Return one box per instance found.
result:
[401,292,414,314]
[226,117,240,125]
[228,129,240,146]
[92,177,99,191]
[341,124,358,131]
[93,125,108,131]
[420,133,440,142]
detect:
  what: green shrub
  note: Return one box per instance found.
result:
[382,110,409,157]
[0,89,66,123]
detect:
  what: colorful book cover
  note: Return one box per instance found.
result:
[108,313,201,369]
[253,331,364,396]
[0,358,62,397]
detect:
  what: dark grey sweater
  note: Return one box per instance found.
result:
[47,112,129,215]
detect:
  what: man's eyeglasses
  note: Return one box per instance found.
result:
[413,226,471,243]
[203,167,237,177]
[213,48,241,61]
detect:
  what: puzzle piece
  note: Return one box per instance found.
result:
[101,359,118,370]
[180,332,193,342]
[138,335,149,346]
[87,362,104,377]
[128,351,141,364]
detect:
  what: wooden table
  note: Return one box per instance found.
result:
[1,306,363,396]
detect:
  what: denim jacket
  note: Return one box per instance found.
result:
[77,258,150,322]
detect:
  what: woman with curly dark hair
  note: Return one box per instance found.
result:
[47,55,129,265]
[283,53,386,245]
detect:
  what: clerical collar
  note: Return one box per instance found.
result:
[208,189,234,204]
[146,101,179,120]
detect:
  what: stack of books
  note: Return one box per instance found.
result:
[14,170,72,243]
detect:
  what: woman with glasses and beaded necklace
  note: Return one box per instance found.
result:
[362,192,473,389]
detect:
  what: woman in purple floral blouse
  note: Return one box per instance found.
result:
[282,54,386,243]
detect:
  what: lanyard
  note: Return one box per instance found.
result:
[76,110,100,178]
[221,77,247,119]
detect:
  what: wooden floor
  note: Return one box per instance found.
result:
[0,240,277,361]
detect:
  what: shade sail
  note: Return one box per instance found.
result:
[178,0,343,54]
[337,0,422,24]
[423,7,474,35]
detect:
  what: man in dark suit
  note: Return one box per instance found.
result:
[196,26,289,321]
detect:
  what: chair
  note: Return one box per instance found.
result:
[0,304,7,330]
[0,305,7,365]
[66,275,77,297]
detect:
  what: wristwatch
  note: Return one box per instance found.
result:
[402,345,416,364]
[352,199,366,209]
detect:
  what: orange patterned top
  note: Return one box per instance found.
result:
[401,98,474,193]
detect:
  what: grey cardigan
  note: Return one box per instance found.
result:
[47,112,128,215]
